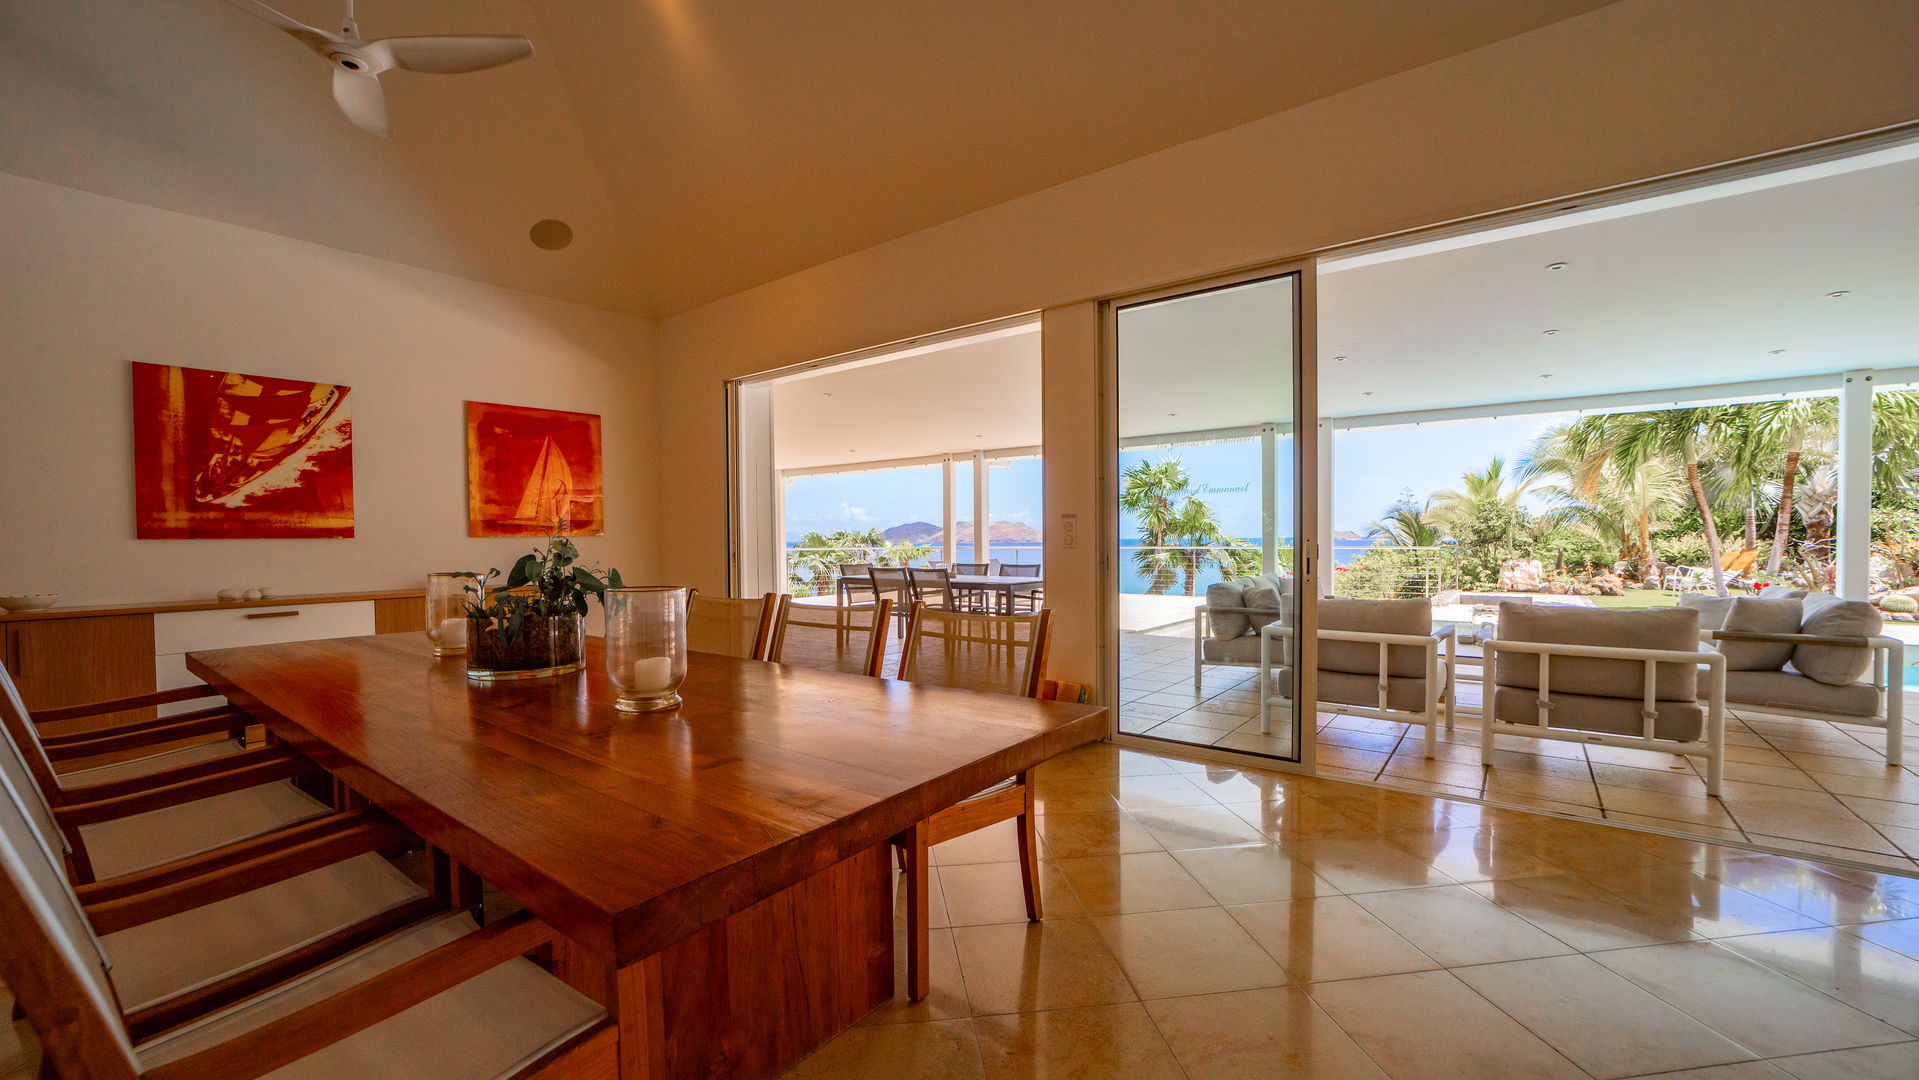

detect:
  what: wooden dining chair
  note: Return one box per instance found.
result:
[0,664,335,885]
[891,603,1053,1001]
[0,767,616,1080]
[767,599,893,678]
[687,592,782,659]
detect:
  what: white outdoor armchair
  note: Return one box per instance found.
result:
[1257,597,1455,757]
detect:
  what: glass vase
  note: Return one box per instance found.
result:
[465,611,587,680]
[604,587,689,711]
[425,572,468,656]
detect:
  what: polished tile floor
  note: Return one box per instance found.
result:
[1118,627,1919,874]
[780,739,1919,1079]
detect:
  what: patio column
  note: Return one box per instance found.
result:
[942,456,956,566]
[1836,369,1875,599]
[973,450,990,566]
[1260,426,1277,574]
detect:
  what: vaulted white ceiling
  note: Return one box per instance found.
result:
[0,0,1617,317]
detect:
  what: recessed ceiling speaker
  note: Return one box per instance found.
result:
[530,219,573,250]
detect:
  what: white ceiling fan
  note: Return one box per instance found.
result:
[223,0,535,136]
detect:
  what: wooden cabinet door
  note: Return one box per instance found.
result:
[4,615,157,732]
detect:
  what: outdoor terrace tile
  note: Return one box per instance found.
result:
[1595,786,1737,827]
[1604,812,1749,843]
[1769,1042,1919,1080]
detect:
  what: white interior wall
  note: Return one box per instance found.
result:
[0,171,656,606]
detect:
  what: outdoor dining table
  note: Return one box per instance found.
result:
[946,574,1043,615]
[188,632,1106,1079]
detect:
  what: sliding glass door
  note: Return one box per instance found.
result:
[1109,268,1316,767]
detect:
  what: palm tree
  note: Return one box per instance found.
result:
[1427,456,1528,537]
[1366,492,1442,547]
[1169,495,1248,596]
[1119,458,1190,595]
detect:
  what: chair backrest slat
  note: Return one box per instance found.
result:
[998,563,1040,577]
[951,563,991,577]
[896,604,1051,699]
[768,599,892,678]
[687,593,781,660]
[0,758,139,1078]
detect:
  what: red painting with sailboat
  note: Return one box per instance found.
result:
[132,362,355,539]
[465,401,604,537]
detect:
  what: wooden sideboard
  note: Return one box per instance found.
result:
[1,590,425,731]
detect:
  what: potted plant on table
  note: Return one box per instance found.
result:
[457,530,622,680]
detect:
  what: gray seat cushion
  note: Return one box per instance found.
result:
[1206,579,1254,640]
[1320,670,1436,713]
[1494,603,1700,702]
[1201,635,1267,664]
[1318,597,1431,677]
[1719,597,1802,671]
[1725,669,1880,717]
[1793,593,1881,687]
[1492,686,1705,741]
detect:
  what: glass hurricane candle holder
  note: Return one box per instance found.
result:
[425,572,468,656]
[605,586,689,712]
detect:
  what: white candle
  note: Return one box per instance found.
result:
[435,617,468,648]
[630,656,676,694]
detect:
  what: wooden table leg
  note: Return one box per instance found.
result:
[554,938,668,1080]
[901,820,930,1002]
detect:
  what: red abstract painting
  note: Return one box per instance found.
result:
[465,401,604,537]
[132,362,354,539]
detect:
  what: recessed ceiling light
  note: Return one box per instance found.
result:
[821,392,833,397]
[528,219,573,251]
[1546,262,1568,271]
[1333,355,1347,362]
[1768,349,1788,356]
[1542,329,1560,336]
[1828,290,1851,298]
[1539,374,1554,379]
[1361,391,1374,397]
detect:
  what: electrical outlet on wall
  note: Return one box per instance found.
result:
[1060,513,1078,549]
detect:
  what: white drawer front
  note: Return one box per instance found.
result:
[154,601,377,655]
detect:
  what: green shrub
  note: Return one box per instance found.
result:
[1880,594,1917,614]
[1653,531,1710,568]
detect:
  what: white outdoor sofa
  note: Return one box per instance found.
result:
[1482,603,1727,796]
[1256,597,1455,757]
[1681,591,1905,766]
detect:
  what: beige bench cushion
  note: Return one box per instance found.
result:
[104,852,430,1012]
[79,779,332,879]
[1719,597,1802,671]
[1319,670,1436,713]
[138,912,606,1080]
[1492,686,1705,741]
[1319,598,1431,677]
[1793,594,1881,686]
[1494,603,1700,701]
[1726,669,1880,717]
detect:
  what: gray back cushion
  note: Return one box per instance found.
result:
[1206,579,1252,640]
[1719,597,1802,671]
[1494,603,1700,702]
[1676,593,1735,631]
[1243,586,1286,632]
[1792,595,1881,686]
[1319,597,1431,677]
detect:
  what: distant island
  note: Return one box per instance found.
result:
[1332,530,1364,541]
[882,520,1043,544]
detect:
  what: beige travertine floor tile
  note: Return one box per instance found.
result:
[1128,804,1269,850]
[1770,1040,1919,1080]
[1468,873,1703,951]
[950,919,1137,1016]
[1637,1063,1793,1079]
[1454,954,1753,1079]
[938,860,1084,927]
[1716,927,1919,1034]
[1284,832,1458,893]
[1385,825,1562,883]
[782,1018,983,1080]
[1591,940,1907,1057]
[972,1003,1184,1080]
[1738,809,1906,855]
[1308,969,1587,1080]
[862,928,971,1026]
[1700,856,1919,924]
[1348,884,1575,966]
[1050,852,1216,915]
[1226,895,1439,983]
[1838,795,1919,829]
[1144,987,1388,1080]
[1805,768,1919,801]
[1036,809,1163,859]
[1591,865,1824,938]
[1033,778,1125,814]
[933,819,1025,865]
[895,860,952,930]
[1180,768,1297,805]
[1223,794,1376,839]
[1090,907,1289,999]
[1845,917,1919,961]
[1170,842,1339,904]
[1105,773,1219,811]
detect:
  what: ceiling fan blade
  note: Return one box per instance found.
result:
[371,35,534,75]
[332,67,389,136]
[221,0,339,52]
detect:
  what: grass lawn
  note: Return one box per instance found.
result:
[1590,590,1681,609]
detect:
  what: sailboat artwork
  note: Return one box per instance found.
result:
[465,401,604,537]
[132,362,355,539]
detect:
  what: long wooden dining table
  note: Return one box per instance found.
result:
[187,633,1107,1079]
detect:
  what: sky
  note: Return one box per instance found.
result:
[782,416,1570,542]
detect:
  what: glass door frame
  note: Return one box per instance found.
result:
[1100,259,1321,774]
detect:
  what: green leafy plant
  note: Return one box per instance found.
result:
[457,529,622,645]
